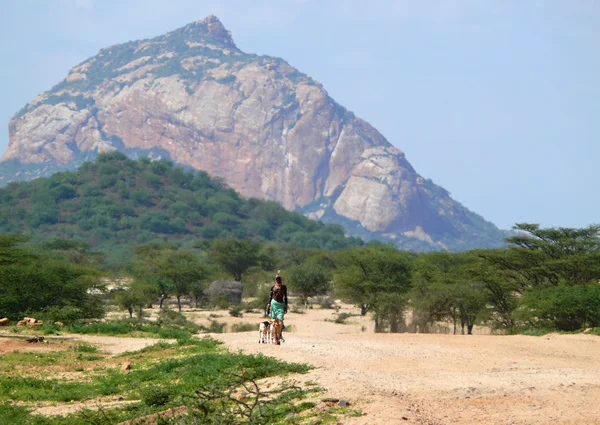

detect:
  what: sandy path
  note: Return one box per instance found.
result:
[212,306,600,425]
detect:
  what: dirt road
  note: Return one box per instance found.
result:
[212,306,600,425]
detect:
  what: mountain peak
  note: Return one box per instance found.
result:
[181,14,236,49]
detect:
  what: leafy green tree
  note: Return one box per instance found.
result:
[0,235,34,266]
[158,250,208,311]
[334,245,412,316]
[114,282,152,318]
[410,251,489,334]
[517,284,600,331]
[209,238,261,281]
[372,292,407,333]
[479,224,600,331]
[0,238,104,321]
[288,263,331,307]
[482,223,600,290]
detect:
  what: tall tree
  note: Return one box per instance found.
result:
[334,245,412,316]
[209,238,261,281]
[158,250,207,311]
[288,263,331,307]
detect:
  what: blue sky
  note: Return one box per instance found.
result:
[1,0,598,230]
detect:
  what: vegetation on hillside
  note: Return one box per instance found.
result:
[2,221,600,334]
[0,152,362,267]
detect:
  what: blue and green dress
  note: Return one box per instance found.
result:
[269,283,288,325]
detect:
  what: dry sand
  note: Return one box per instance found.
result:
[2,305,599,424]
[211,305,600,425]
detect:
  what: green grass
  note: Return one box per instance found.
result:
[66,320,196,340]
[230,322,256,332]
[0,337,350,424]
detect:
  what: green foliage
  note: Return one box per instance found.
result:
[67,319,196,340]
[0,338,315,424]
[0,154,362,268]
[334,245,412,316]
[230,322,256,332]
[288,263,331,305]
[517,285,600,331]
[478,223,600,332]
[228,304,244,317]
[410,251,489,334]
[141,385,175,406]
[209,238,261,281]
[0,236,104,321]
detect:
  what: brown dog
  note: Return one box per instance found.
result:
[271,319,283,345]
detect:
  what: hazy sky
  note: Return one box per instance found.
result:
[1,0,598,230]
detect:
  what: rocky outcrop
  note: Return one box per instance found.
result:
[0,15,505,250]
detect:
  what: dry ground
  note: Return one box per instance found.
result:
[209,305,600,425]
[2,304,599,424]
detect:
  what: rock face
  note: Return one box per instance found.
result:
[205,280,243,305]
[0,15,505,250]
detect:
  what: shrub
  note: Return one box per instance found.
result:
[228,305,244,318]
[518,285,600,331]
[231,323,255,332]
[141,385,175,406]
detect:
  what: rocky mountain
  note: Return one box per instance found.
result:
[0,15,505,250]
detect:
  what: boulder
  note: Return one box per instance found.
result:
[205,280,243,305]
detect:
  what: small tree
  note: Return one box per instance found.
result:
[288,264,331,307]
[334,245,412,316]
[158,250,207,312]
[114,285,149,318]
[209,238,261,281]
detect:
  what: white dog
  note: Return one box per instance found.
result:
[258,321,271,344]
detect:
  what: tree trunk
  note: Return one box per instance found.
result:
[194,295,199,308]
[138,305,143,318]
[177,295,182,312]
[390,315,399,333]
[159,295,167,309]
[467,323,474,335]
[453,317,457,335]
[360,304,368,316]
[127,306,133,318]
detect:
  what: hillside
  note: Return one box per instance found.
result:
[0,153,365,265]
[0,15,506,251]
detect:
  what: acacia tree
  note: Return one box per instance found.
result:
[334,245,412,316]
[157,250,208,312]
[482,223,600,290]
[479,224,600,331]
[288,263,331,307]
[114,282,153,318]
[410,251,489,334]
[209,238,261,281]
[132,244,208,311]
[0,236,104,322]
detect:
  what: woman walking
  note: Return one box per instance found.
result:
[267,270,288,331]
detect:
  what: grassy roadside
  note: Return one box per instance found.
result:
[0,336,359,424]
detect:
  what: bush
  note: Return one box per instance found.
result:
[317,297,335,309]
[201,320,226,333]
[518,285,600,331]
[141,385,174,406]
[229,305,244,318]
[231,323,255,332]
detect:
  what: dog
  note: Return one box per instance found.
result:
[258,321,270,344]
[271,319,283,345]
